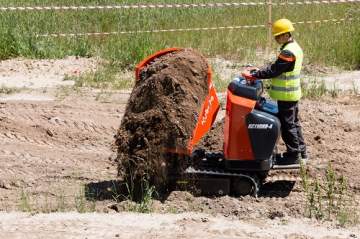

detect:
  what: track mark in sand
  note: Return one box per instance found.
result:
[0,149,114,179]
[0,151,51,179]
[0,133,111,154]
[0,167,37,180]
[1,106,119,135]
[46,117,116,135]
[0,149,69,165]
[1,132,57,148]
[0,109,34,123]
[89,122,103,134]
[0,149,49,163]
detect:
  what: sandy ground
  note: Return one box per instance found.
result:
[0,56,98,89]
[0,57,359,238]
[0,212,359,239]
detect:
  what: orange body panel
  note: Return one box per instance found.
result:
[187,65,220,152]
[224,90,256,160]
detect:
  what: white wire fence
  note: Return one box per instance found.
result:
[0,0,358,54]
[34,18,353,38]
[0,0,359,11]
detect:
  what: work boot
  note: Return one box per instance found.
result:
[301,151,309,161]
[276,152,302,165]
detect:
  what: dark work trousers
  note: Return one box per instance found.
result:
[277,101,306,154]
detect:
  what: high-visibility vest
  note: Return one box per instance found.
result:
[269,41,303,101]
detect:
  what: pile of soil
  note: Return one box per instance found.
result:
[195,120,224,153]
[115,49,209,195]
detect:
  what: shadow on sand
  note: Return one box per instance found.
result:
[84,179,296,204]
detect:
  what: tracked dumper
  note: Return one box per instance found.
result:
[117,48,300,198]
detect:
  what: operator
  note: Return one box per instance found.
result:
[242,18,307,164]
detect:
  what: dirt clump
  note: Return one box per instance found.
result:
[115,49,209,196]
[195,120,224,153]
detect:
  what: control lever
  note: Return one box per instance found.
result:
[241,72,256,83]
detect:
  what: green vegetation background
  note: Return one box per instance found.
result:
[0,0,359,69]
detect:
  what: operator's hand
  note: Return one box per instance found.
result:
[245,66,259,72]
[241,70,256,81]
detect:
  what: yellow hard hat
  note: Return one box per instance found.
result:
[272,19,295,37]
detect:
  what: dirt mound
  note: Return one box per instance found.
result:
[195,120,224,153]
[115,49,209,195]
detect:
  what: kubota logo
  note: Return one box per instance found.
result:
[201,96,214,125]
[248,124,273,129]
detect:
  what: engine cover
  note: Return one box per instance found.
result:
[224,88,280,171]
[246,110,280,160]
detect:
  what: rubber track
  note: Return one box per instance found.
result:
[185,166,260,196]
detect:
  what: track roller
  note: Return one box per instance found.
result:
[231,175,259,197]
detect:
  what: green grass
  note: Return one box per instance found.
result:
[19,190,32,212]
[69,63,134,89]
[300,163,359,226]
[15,187,99,213]
[0,1,359,70]
[212,71,230,92]
[300,77,359,99]
[123,175,157,213]
[75,186,97,213]
[0,85,20,94]
[301,79,328,99]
